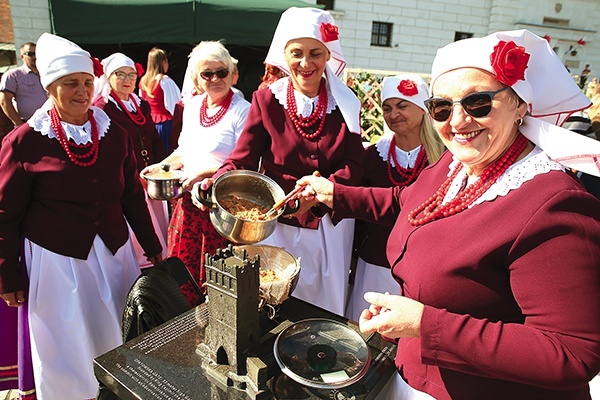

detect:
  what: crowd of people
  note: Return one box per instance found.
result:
[0,6,599,400]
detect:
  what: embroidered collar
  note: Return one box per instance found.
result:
[108,93,142,112]
[375,135,422,168]
[271,77,337,117]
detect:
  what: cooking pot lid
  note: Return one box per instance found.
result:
[273,318,370,389]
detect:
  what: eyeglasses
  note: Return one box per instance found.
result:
[114,71,138,81]
[200,68,229,81]
[424,86,510,122]
[22,52,35,57]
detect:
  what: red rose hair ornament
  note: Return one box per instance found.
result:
[490,40,530,86]
[320,22,339,43]
[397,79,419,96]
[135,62,145,77]
[91,57,104,78]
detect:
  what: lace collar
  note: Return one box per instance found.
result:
[29,103,110,145]
[375,135,422,168]
[107,93,142,112]
[443,146,566,206]
[270,77,337,117]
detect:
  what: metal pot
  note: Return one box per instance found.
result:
[141,169,184,200]
[194,170,298,244]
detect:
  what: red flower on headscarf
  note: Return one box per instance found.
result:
[91,57,104,78]
[135,62,145,77]
[320,22,339,43]
[397,79,419,96]
[490,40,530,86]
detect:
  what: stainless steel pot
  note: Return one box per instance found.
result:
[141,169,184,200]
[194,170,298,244]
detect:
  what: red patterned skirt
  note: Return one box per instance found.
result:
[167,192,229,306]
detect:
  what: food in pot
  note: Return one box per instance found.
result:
[260,269,279,282]
[220,195,272,221]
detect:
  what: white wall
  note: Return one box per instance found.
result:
[332,0,599,77]
[9,0,51,66]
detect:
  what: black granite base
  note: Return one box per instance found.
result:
[94,298,396,400]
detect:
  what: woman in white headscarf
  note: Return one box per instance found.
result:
[195,7,364,317]
[94,52,168,268]
[0,33,163,399]
[345,74,444,321]
[298,30,600,399]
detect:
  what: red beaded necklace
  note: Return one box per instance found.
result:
[387,141,428,187]
[199,89,234,127]
[49,106,100,167]
[110,90,146,126]
[286,79,328,140]
[407,134,528,226]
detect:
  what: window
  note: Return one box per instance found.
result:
[316,0,334,9]
[454,32,473,41]
[371,22,392,47]
[543,17,569,27]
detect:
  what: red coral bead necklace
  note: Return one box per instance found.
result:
[286,79,328,140]
[110,90,146,126]
[49,106,100,167]
[387,141,428,187]
[407,133,528,226]
[199,89,234,127]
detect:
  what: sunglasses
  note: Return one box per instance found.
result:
[22,52,35,57]
[114,71,138,81]
[425,86,510,122]
[200,68,229,81]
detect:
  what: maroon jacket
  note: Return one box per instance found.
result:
[94,96,166,172]
[334,151,600,399]
[0,119,162,293]
[215,86,364,229]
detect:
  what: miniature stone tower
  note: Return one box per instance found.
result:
[200,245,261,375]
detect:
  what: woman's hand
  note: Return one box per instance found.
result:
[180,169,215,192]
[285,197,320,218]
[359,292,424,339]
[295,174,334,208]
[191,179,215,210]
[0,290,26,307]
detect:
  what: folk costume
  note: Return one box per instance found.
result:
[214,7,364,316]
[94,52,169,268]
[0,33,162,399]
[346,74,432,322]
[335,30,600,399]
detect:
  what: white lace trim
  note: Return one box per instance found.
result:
[270,77,337,117]
[375,135,422,168]
[29,104,110,145]
[443,146,566,206]
[107,93,142,112]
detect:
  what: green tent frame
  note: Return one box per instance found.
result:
[49,0,322,46]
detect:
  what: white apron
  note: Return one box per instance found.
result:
[260,215,354,316]
[24,236,140,399]
[375,371,437,399]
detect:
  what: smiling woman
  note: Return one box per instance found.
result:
[0,33,163,399]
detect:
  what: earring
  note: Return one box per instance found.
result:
[516,118,524,126]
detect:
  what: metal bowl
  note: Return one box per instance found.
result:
[195,170,296,244]
[141,170,184,200]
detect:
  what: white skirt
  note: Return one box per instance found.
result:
[345,257,402,322]
[25,236,141,400]
[375,371,437,400]
[129,194,169,268]
[259,215,354,316]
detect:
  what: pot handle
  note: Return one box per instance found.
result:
[193,185,217,209]
[281,198,300,216]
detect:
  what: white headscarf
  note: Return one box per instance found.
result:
[430,29,600,177]
[265,7,361,134]
[36,32,95,89]
[94,52,138,101]
[381,74,429,111]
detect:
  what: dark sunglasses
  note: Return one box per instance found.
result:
[22,51,35,57]
[200,68,229,81]
[114,71,138,81]
[425,86,510,122]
